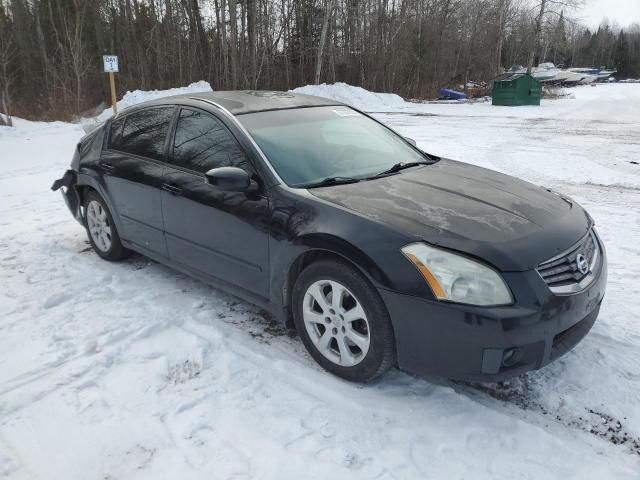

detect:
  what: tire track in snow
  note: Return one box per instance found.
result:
[453,378,640,457]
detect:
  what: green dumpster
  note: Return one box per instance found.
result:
[492,73,541,106]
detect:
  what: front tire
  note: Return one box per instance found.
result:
[83,190,130,261]
[292,259,396,382]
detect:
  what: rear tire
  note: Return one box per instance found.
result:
[83,190,130,261]
[292,259,396,382]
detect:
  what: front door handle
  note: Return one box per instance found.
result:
[162,183,183,195]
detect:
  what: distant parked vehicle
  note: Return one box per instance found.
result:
[52,91,607,383]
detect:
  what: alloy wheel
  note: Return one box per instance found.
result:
[86,200,112,252]
[302,279,370,366]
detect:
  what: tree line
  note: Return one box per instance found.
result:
[0,0,639,123]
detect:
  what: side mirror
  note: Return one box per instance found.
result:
[405,137,417,146]
[204,167,258,193]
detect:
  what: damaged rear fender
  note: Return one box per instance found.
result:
[51,169,83,224]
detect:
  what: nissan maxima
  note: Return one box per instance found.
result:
[52,91,607,382]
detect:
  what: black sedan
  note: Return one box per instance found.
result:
[52,91,607,382]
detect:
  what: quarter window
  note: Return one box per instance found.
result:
[118,107,174,160]
[171,109,250,173]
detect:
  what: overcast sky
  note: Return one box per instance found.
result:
[575,0,640,28]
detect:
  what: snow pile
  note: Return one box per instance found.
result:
[95,80,213,121]
[291,82,408,111]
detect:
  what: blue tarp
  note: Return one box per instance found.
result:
[439,88,467,100]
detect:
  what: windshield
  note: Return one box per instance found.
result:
[238,106,428,187]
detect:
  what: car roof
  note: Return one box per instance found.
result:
[133,90,344,116]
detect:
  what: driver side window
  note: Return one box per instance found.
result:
[171,109,251,174]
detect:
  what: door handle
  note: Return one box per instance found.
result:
[100,162,114,173]
[162,183,183,195]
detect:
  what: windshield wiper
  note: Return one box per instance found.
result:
[368,161,432,179]
[299,176,362,189]
[297,161,432,188]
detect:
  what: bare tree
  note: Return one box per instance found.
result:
[495,0,514,75]
[527,0,583,72]
[0,0,635,120]
[247,0,257,87]
[0,23,16,125]
[63,0,92,113]
[314,0,334,84]
[229,0,238,88]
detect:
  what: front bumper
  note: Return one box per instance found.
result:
[380,245,608,382]
[51,169,83,224]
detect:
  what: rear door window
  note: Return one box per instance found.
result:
[118,107,174,161]
[171,109,251,174]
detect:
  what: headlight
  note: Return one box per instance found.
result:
[401,243,513,306]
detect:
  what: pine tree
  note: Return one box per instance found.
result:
[613,30,631,78]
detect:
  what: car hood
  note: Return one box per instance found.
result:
[309,159,592,271]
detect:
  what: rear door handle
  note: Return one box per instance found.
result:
[162,183,183,195]
[100,162,115,173]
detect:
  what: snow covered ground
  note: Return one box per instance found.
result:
[1,83,639,479]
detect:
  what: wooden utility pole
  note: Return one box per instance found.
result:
[109,72,117,114]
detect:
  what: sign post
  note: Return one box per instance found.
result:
[103,55,119,114]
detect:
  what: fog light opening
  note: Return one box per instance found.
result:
[502,347,523,368]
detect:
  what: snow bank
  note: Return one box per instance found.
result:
[291,82,408,111]
[95,80,213,121]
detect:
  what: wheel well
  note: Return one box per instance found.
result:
[283,249,366,328]
[77,185,96,209]
[77,185,89,202]
[76,185,103,222]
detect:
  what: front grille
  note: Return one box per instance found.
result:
[537,230,599,290]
